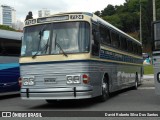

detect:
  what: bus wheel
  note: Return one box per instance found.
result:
[99,78,109,102]
[133,74,138,90]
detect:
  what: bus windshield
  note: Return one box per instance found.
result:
[21,22,90,56]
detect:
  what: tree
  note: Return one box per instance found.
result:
[126,0,141,13]
[101,4,115,16]
[115,5,126,13]
[141,0,153,52]
[103,14,123,30]
[94,11,101,17]
[156,0,160,20]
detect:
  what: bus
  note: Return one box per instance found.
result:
[152,20,160,95]
[0,29,22,96]
[20,12,143,102]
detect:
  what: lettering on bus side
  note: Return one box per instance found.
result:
[100,49,142,64]
[117,72,135,84]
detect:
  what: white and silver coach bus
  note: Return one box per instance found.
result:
[19,12,143,102]
[152,21,160,95]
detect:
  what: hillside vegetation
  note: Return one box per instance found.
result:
[0,24,16,31]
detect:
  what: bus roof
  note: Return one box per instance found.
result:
[0,29,23,41]
[53,12,93,17]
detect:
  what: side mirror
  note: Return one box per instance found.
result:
[39,25,47,39]
[92,30,100,43]
[92,44,99,56]
[39,31,43,37]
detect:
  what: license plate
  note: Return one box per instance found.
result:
[44,78,56,83]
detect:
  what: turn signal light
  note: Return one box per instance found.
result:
[82,74,90,84]
[18,77,22,87]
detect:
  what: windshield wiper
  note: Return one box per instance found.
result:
[55,34,68,57]
[32,39,50,59]
[43,39,50,54]
[32,25,47,59]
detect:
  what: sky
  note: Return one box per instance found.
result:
[0,0,126,21]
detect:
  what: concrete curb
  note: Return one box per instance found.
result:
[143,74,154,79]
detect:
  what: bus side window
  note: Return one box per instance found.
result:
[120,36,127,51]
[127,40,133,53]
[91,23,100,56]
[133,43,138,55]
[99,25,111,45]
[111,31,120,48]
[138,45,142,55]
[0,39,21,56]
[0,40,8,55]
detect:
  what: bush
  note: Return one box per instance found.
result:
[0,25,16,31]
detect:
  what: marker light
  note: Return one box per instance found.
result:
[18,77,22,87]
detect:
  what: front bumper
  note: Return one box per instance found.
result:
[21,86,93,100]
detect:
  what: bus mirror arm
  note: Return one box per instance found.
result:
[93,31,100,43]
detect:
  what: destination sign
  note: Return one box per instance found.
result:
[37,15,69,23]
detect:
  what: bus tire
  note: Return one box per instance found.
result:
[133,74,138,90]
[99,77,109,102]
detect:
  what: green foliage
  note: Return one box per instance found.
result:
[115,5,126,13]
[94,11,101,17]
[98,0,143,36]
[157,8,160,20]
[128,32,139,40]
[0,25,16,31]
[103,15,123,30]
[101,4,115,16]
[156,0,160,20]
[141,0,152,46]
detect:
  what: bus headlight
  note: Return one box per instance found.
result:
[66,75,81,84]
[73,76,81,84]
[23,77,35,86]
[66,76,73,84]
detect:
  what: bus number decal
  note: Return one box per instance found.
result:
[70,15,84,20]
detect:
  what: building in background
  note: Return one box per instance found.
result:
[0,5,16,27]
[0,7,2,24]
[12,20,24,30]
[38,9,50,17]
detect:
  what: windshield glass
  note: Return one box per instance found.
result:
[22,24,51,56]
[21,22,90,56]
